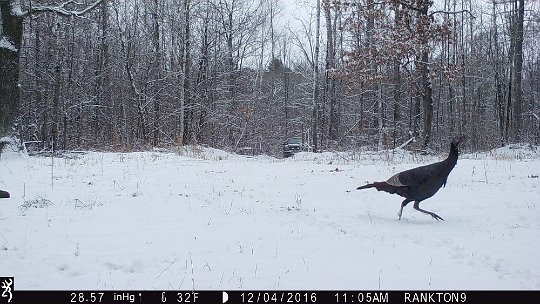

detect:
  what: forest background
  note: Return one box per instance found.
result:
[0,0,538,156]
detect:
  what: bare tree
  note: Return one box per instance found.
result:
[0,0,103,137]
[4,0,537,155]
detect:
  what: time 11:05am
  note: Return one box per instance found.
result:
[335,292,389,303]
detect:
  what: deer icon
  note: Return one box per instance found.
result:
[1,278,13,303]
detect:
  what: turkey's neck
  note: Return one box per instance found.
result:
[446,143,459,168]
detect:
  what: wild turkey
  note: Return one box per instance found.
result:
[356,135,466,221]
[0,190,9,198]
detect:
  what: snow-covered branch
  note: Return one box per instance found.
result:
[429,9,476,18]
[397,137,416,149]
[325,1,385,9]
[0,35,17,51]
[23,0,103,17]
[9,0,25,17]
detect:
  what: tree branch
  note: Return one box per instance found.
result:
[22,0,103,17]
[429,9,476,18]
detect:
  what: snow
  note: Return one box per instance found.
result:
[0,36,17,52]
[0,137,16,144]
[10,2,26,17]
[0,144,539,290]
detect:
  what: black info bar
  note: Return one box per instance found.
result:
[1,290,539,304]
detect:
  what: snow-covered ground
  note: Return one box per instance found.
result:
[0,144,539,290]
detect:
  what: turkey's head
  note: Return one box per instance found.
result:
[451,135,466,151]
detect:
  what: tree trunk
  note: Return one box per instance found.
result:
[182,0,192,144]
[99,0,112,145]
[491,0,505,146]
[52,62,62,151]
[151,0,161,147]
[512,0,524,142]
[312,0,321,152]
[0,0,23,136]
[392,59,401,148]
[324,1,338,142]
[506,0,516,143]
[391,4,402,148]
[420,49,433,150]
[195,4,210,143]
[417,1,433,150]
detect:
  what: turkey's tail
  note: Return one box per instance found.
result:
[356,182,396,194]
[0,190,10,198]
[356,183,376,190]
